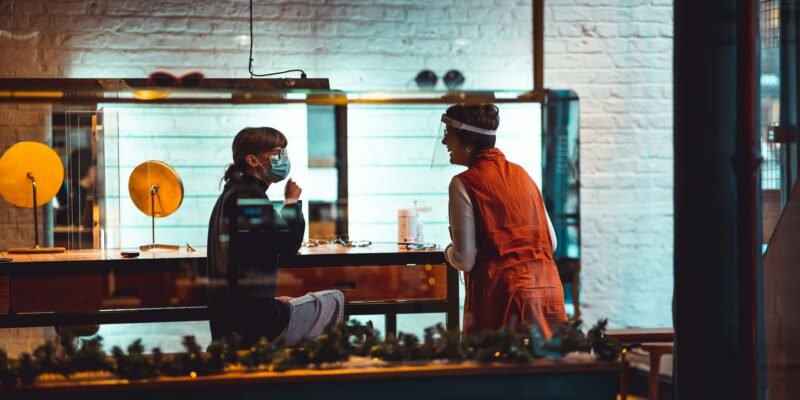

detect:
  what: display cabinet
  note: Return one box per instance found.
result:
[0,79,579,333]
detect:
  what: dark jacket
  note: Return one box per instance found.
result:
[206,172,305,346]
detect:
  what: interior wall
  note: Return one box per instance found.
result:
[544,0,674,328]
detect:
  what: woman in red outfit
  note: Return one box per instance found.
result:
[441,104,567,338]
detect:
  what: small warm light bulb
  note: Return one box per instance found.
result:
[189,371,197,378]
[132,90,171,100]
[428,277,436,286]
[494,352,501,357]
[236,34,251,46]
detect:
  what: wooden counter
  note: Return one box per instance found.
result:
[0,359,621,400]
[604,328,674,345]
[0,243,458,335]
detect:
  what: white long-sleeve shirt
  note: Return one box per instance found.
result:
[444,176,557,272]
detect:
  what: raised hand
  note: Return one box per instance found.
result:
[284,178,302,204]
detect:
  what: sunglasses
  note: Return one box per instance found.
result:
[148,70,205,88]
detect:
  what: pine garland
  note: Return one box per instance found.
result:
[60,336,114,374]
[0,348,15,387]
[0,318,621,388]
[112,339,160,380]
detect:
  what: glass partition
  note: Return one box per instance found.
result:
[53,107,98,250]
[0,86,552,252]
[97,104,312,250]
[760,0,782,244]
[96,109,120,250]
[347,103,541,247]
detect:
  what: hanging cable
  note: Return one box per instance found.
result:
[248,0,307,79]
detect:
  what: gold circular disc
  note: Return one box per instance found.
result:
[128,160,184,218]
[0,141,64,208]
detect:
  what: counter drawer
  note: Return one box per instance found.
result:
[277,264,447,302]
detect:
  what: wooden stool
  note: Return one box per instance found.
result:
[607,329,674,400]
[639,342,674,400]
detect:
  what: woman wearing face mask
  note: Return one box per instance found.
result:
[206,127,307,346]
[441,104,567,338]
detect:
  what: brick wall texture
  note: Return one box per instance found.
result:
[544,0,674,328]
[0,104,51,249]
[0,0,674,353]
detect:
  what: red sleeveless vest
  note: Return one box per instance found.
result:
[456,148,567,337]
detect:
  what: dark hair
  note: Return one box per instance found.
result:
[223,127,288,182]
[68,148,93,189]
[445,103,499,154]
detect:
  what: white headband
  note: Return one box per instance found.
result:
[441,115,497,136]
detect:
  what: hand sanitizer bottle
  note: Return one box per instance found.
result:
[397,208,417,248]
[413,201,432,245]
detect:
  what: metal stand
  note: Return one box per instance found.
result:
[7,173,65,254]
[139,184,179,251]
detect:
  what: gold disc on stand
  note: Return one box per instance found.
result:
[128,160,184,251]
[0,141,66,254]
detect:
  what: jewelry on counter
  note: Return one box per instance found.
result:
[405,243,439,250]
[302,237,372,248]
[341,240,372,248]
[302,239,329,247]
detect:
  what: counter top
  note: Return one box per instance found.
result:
[0,242,446,274]
[0,359,621,398]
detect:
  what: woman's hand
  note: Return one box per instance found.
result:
[284,178,302,205]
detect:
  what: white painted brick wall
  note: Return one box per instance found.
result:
[0,0,533,89]
[0,104,52,250]
[0,327,57,358]
[0,103,53,356]
[545,0,674,328]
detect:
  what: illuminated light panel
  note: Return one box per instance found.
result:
[0,91,63,98]
[285,92,307,100]
[132,90,172,100]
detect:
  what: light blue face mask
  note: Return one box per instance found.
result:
[255,150,291,183]
[267,154,291,183]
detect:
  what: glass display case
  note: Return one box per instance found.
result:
[66,101,545,251]
[0,79,579,336]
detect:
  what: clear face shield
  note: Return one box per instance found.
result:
[430,114,498,168]
[431,116,453,168]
